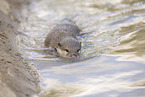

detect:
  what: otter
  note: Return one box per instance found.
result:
[44,19,81,58]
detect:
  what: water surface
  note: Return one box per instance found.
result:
[17,0,145,97]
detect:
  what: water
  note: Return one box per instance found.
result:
[17,0,145,97]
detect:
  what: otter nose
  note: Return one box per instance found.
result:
[71,53,78,58]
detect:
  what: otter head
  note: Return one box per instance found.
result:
[56,37,81,58]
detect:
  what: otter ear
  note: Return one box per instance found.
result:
[58,43,61,47]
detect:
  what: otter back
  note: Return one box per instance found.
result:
[45,23,81,47]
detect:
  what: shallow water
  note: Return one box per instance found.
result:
[17,0,145,97]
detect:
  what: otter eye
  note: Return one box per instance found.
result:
[64,49,69,52]
[58,43,61,47]
[77,49,80,52]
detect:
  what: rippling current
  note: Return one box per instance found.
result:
[17,0,145,97]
